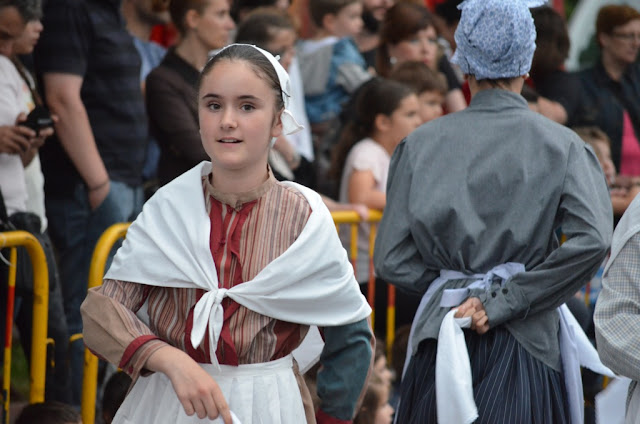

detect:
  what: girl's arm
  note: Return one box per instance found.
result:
[82,280,233,424]
[316,319,374,424]
[347,170,386,211]
[81,280,167,379]
[145,346,233,423]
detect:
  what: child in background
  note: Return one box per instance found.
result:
[330,77,420,336]
[574,126,640,218]
[389,61,447,124]
[15,401,81,424]
[234,8,316,187]
[373,340,393,389]
[298,0,372,131]
[353,374,394,424]
[330,78,420,282]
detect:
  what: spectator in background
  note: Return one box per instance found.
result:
[529,6,580,126]
[6,0,72,403]
[354,374,394,424]
[576,5,640,177]
[146,0,234,187]
[354,0,395,70]
[34,0,149,406]
[389,60,447,124]
[102,371,132,424]
[234,7,316,187]
[574,126,640,220]
[231,0,290,23]
[298,0,372,129]
[15,401,81,424]
[234,5,315,178]
[122,0,170,196]
[433,0,461,57]
[330,78,420,337]
[377,2,466,113]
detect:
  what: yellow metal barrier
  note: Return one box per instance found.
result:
[329,211,394,355]
[81,213,389,423]
[81,223,130,424]
[0,231,49,422]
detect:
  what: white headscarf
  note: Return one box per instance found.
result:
[215,43,304,145]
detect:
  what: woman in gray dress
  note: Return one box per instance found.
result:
[374,0,613,422]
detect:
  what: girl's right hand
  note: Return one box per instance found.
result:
[146,346,233,423]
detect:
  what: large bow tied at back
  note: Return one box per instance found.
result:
[452,0,548,80]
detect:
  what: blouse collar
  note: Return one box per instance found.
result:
[204,167,277,210]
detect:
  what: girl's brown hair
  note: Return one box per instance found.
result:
[376,2,437,77]
[389,60,447,96]
[596,5,640,40]
[329,77,415,182]
[198,44,285,113]
[169,0,209,35]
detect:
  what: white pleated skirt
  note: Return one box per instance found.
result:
[113,355,305,424]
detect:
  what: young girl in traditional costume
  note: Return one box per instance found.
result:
[81,43,373,424]
[375,0,613,423]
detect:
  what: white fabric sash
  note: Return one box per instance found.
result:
[402,263,614,424]
[105,162,371,368]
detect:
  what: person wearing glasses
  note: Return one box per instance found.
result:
[577,5,640,180]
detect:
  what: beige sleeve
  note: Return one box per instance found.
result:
[81,279,168,380]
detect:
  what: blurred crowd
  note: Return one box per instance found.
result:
[1,0,640,422]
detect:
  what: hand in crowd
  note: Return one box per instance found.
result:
[454,297,490,335]
[350,203,370,220]
[88,180,111,211]
[146,346,233,423]
[0,124,35,154]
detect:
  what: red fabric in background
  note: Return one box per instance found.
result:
[150,23,178,48]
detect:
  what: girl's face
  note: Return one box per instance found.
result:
[383,93,421,146]
[12,19,42,56]
[388,26,439,69]
[418,91,444,124]
[193,0,235,51]
[198,59,283,175]
[265,28,296,71]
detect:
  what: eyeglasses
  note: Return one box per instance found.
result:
[611,32,640,42]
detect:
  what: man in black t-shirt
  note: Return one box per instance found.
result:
[34,0,148,406]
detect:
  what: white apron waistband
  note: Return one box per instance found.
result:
[199,354,294,378]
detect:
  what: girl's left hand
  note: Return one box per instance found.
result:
[454,297,490,335]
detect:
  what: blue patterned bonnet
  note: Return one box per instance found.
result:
[451,0,547,80]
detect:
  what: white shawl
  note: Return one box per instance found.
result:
[105,162,371,366]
